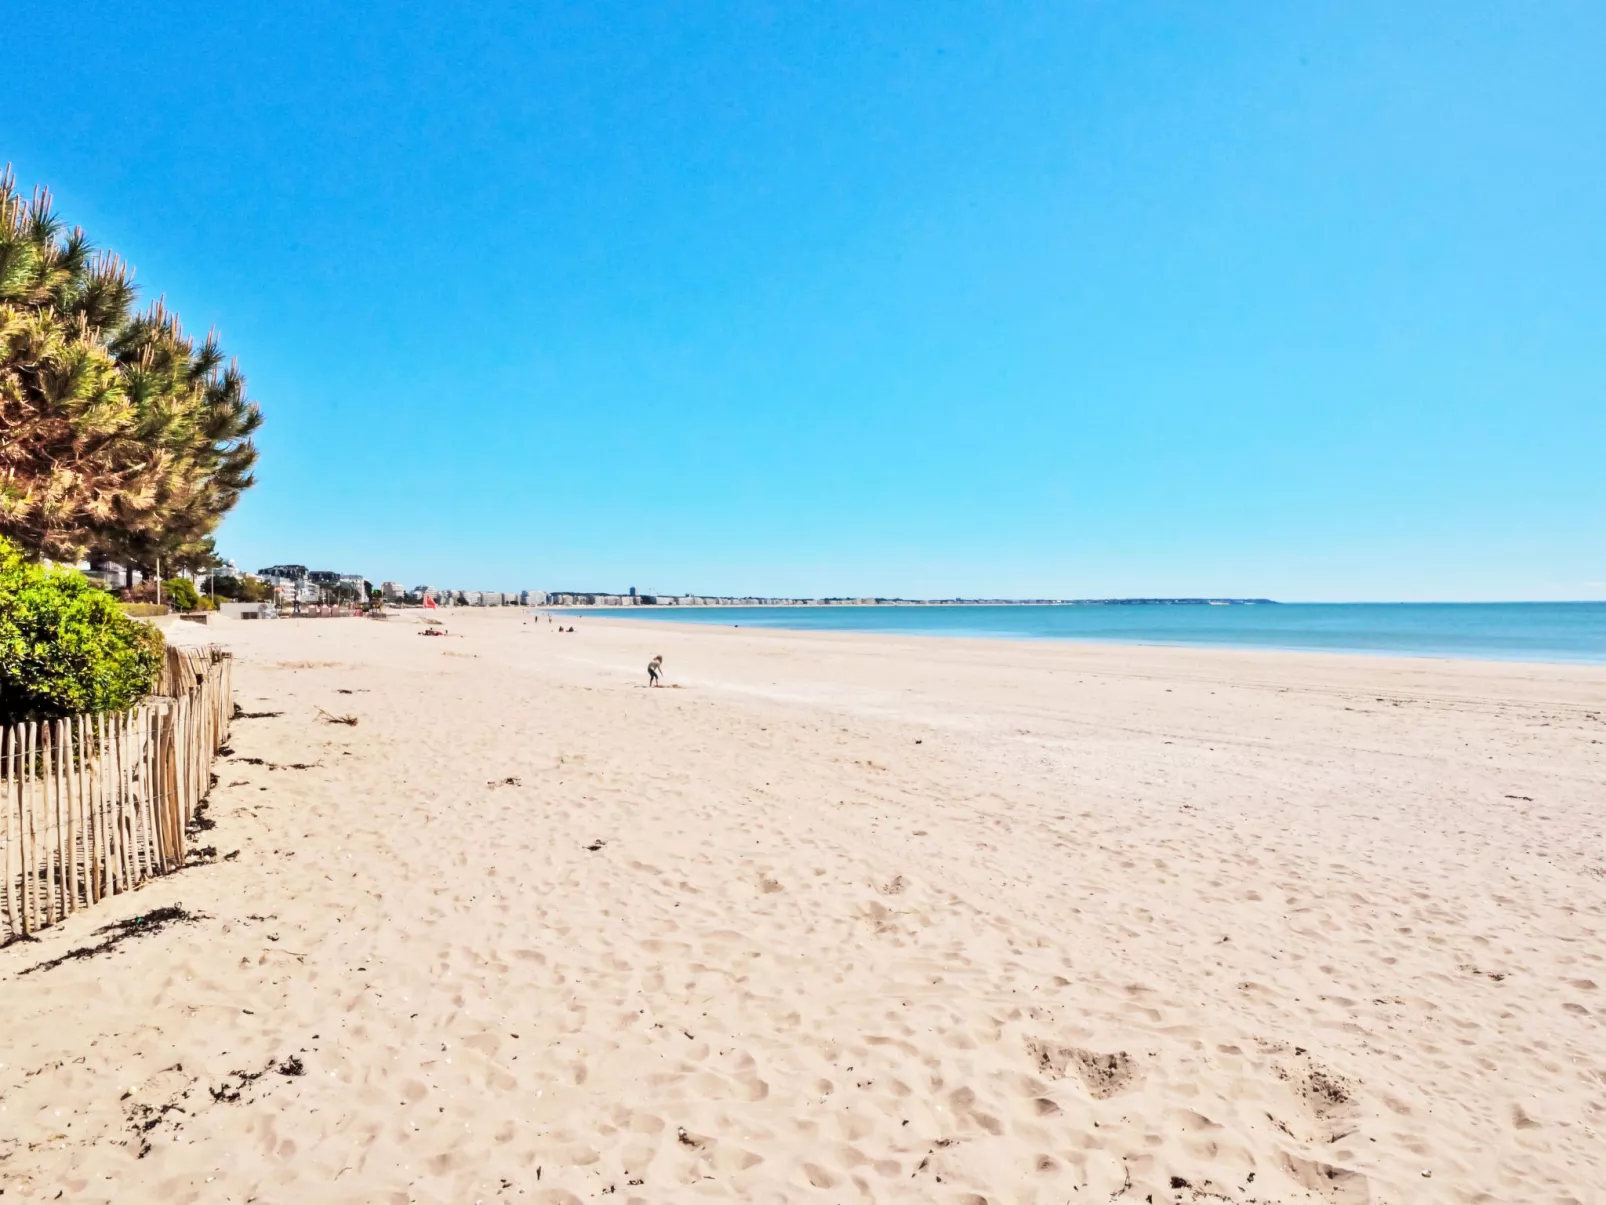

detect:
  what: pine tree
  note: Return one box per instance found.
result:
[0,168,260,566]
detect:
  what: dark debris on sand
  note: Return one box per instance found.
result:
[210,1053,305,1104]
[188,798,217,835]
[232,705,283,720]
[21,906,206,975]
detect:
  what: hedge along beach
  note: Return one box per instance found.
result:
[2,607,1602,1203]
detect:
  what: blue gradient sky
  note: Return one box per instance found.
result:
[5,2,1602,600]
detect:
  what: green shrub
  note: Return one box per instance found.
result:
[212,575,274,602]
[162,577,201,611]
[0,537,165,724]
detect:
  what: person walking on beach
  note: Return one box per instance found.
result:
[648,655,664,687]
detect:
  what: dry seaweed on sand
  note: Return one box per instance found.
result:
[21,906,206,975]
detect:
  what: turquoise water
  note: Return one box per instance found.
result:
[567,602,1606,664]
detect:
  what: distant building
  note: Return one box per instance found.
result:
[381,581,405,601]
[259,564,307,580]
[260,574,316,605]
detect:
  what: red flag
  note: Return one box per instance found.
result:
[423,592,436,609]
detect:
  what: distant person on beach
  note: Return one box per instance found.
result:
[648,655,663,686]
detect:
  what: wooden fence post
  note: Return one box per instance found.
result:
[25,721,37,934]
[2,645,233,940]
[3,727,16,937]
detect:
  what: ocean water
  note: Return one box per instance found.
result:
[565,602,1606,665]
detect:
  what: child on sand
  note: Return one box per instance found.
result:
[648,655,663,686]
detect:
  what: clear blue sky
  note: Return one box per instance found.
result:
[6,1,1602,600]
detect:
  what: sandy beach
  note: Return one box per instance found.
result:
[3,609,1603,1204]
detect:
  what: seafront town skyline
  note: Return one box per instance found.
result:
[81,551,1286,610]
[257,564,1283,610]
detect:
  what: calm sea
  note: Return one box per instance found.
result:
[565,602,1606,665]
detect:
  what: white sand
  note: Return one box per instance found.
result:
[3,609,1603,1204]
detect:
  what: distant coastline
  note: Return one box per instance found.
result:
[543,594,1278,608]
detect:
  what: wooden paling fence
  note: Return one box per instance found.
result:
[2,645,233,941]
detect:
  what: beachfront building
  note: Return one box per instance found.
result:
[305,570,366,593]
[256,566,371,605]
[397,586,528,606]
[543,590,694,605]
[79,560,137,591]
[381,581,406,601]
[301,570,366,603]
[260,574,317,605]
[258,564,316,605]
